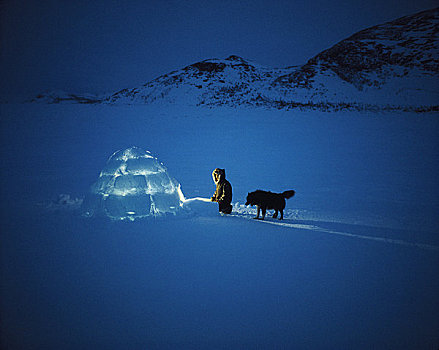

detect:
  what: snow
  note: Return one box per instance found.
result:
[30,9,439,112]
[97,51,437,109]
[1,103,439,349]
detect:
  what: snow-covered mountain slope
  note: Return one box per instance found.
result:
[105,55,295,107]
[32,8,439,111]
[274,7,439,108]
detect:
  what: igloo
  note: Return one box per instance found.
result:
[82,147,185,220]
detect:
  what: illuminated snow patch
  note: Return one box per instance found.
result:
[82,146,184,220]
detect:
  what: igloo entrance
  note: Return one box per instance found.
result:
[82,147,185,220]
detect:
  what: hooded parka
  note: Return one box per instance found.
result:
[211,168,233,214]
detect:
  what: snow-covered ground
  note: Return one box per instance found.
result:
[1,103,438,349]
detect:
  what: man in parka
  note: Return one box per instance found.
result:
[211,168,233,214]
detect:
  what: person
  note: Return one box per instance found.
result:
[210,168,233,214]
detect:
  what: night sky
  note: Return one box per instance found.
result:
[0,0,437,100]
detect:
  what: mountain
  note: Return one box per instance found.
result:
[33,8,439,111]
[274,7,439,109]
[105,55,295,107]
[31,91,102,104]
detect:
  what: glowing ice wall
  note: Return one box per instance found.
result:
[82,147,184,220]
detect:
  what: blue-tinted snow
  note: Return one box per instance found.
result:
[1,103,438,349]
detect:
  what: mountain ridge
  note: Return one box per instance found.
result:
[32,7,439,112]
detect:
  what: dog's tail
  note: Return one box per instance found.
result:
[282,190,296,199]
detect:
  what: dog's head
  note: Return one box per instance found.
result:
[245,192,256,206]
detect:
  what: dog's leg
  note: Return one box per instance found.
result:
[261,207,266,220]
[279,209,283,220]
[254,205,260,219]
[273,210,278,219]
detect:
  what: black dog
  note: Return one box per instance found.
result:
[245,190,295,220]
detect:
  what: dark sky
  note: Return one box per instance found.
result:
[0,0,437,99]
